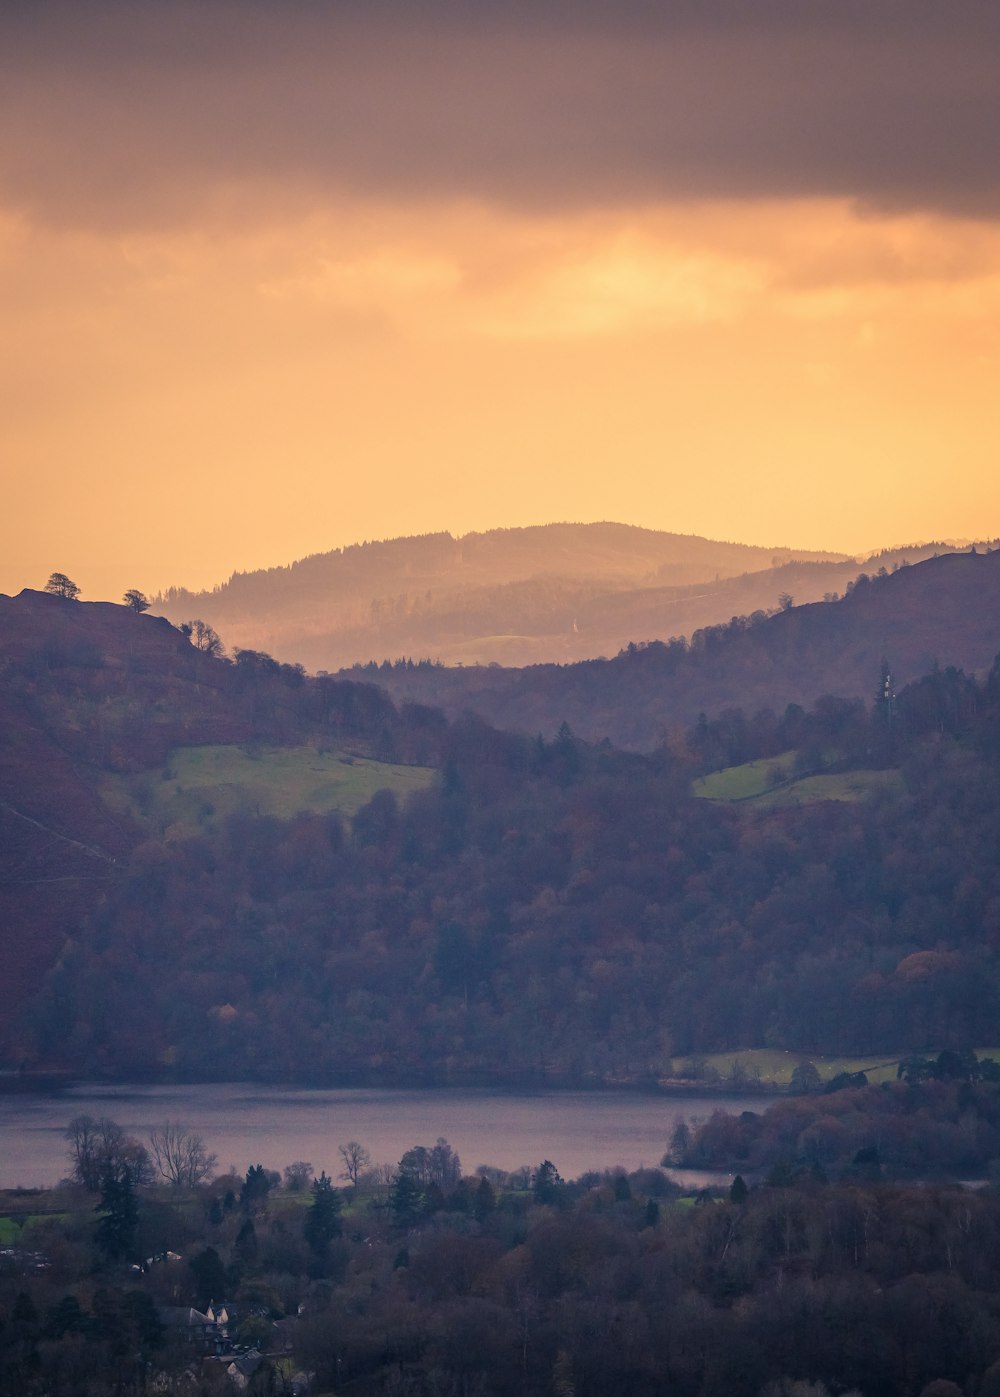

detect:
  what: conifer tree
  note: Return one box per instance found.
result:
[303,1171,343,1254]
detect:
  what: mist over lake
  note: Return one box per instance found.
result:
[0,1084,770,1189]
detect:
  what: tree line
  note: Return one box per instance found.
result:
[7,1123,1000,1395]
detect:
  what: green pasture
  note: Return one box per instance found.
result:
[692,752,798,801]
[755,769,904,808]
[693,752,903,808]
[673,1047,1000,1089]
[675,1050,904,1088]
[101,743,436,838]
[0,1217,19,1244]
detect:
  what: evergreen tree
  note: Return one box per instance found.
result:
[95,1171,138,1262]
[390,1170,424,1229]
[532,1160,564,1205]
[474,1176,496,1222]
[240,1163,272,1213]
[303,1172,343,1254]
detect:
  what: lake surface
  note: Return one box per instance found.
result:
[0,1084,774,1189]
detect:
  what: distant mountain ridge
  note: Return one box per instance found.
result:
[363,548,1000,750]
[153,522,854,669]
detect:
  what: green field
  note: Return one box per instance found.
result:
[692,752,798,801]
[673,1049,905,1088]
[101,743,436,838]
[673,1047,1000,1089]
[693,753,902,808]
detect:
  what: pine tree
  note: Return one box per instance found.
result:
[95,1171,138,1262]
[303,1172,343,1254]
[390,1170,423,1229]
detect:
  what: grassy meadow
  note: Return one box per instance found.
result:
[693,752,903,808]
[672,1048,1000,1089]
[101,743,436,839]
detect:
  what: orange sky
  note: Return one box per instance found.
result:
[2,3,999,600]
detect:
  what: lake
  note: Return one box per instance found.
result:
[0,1083,775,1189]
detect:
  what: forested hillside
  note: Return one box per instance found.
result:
[6,580,1000,1082]
[0,590,446,1047]
[153,522,860,669]
[365,549,1000,748]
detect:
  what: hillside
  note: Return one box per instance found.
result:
[364,548,1000,749]
[0,590,445,1049]
[5,578,1000,1078]
[18,647,1000,1083]
[152,522,853,668]
[5,583,1000,1086]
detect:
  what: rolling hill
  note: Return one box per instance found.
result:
[363,548,1000,749]
[4,573,1000,1083]
[0,589,444,1051]
[152,522,855,669]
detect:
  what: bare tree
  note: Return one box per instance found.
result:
[183,619,225,658]
[283,1161,315,1193]
[149,1121,218,1189]
[65,1115,152,1190]
[338,1140,372,1190]
[65,1114,103,1190]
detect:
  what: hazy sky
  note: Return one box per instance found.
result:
[2,1,1000,598]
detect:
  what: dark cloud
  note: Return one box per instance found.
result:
[2,1,999,228]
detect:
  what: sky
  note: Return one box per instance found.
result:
[2,0,1000,600]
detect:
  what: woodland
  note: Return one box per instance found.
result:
[153,524,978,674]
[2,574,1000,1083]
[361,549,1000,748]
[5,1132,1000,1397]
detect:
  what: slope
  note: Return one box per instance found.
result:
[152,522,850,669]
[364,549,1000,749]
[0,590,444,1051]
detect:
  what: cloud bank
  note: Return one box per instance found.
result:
[3,1,1000,229]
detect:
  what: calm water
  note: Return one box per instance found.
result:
[0,1084,774,1189]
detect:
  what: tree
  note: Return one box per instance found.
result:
[474,1176,496,1222]
[44,572,80,600]
[337,1141,371,1191]
[96,1171,139,1262]
[390,1170,424,1229]
[790,1061,823,1094]
[66,1116,152,1192]
[148,1121,217,1189]
[283,1161,314,1193]
[240,1164,273,1213]
[303,1172,343,1254]
[122,589,150,613]
[189,1246,228,1310]
[532,1160,564,1205]
[184,619,225,657]
[66,1114,104,1191]
[663,1118,692,1167]
[397,1138,462,1192]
